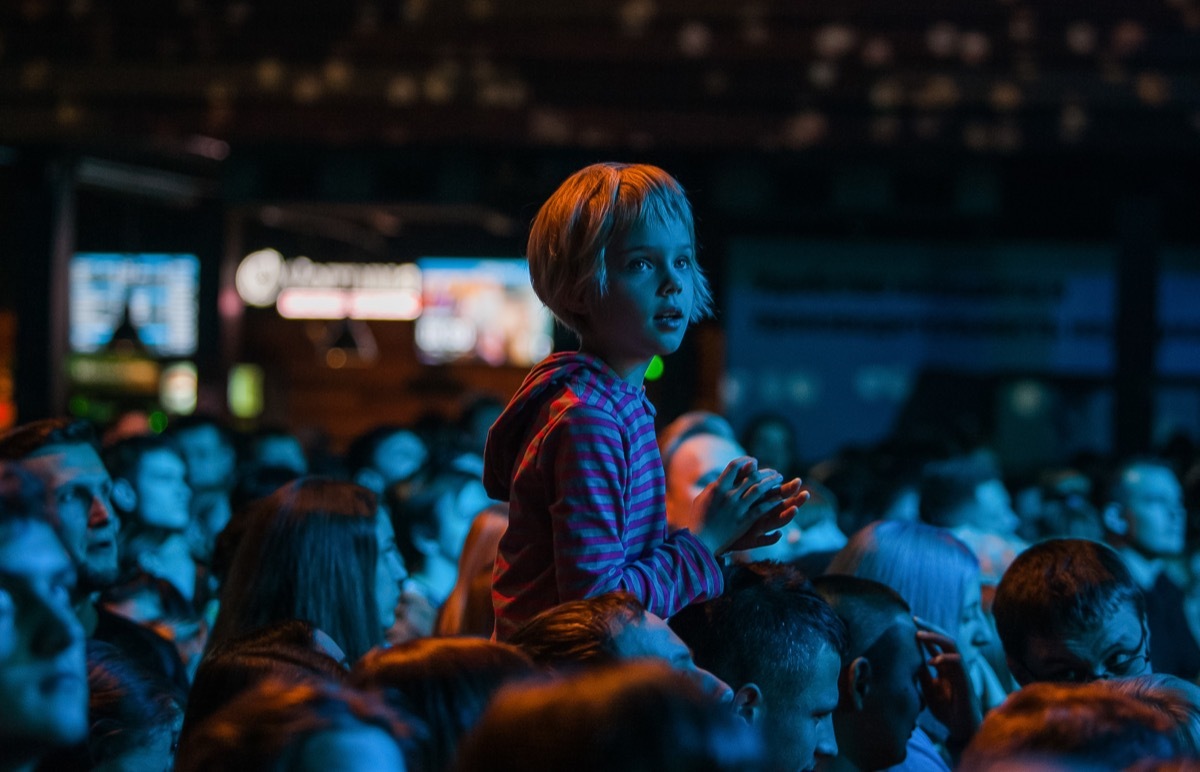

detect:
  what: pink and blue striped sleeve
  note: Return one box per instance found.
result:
[545,404,724,618]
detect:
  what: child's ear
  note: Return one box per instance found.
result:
[845,657,871,711]
[111,478,137,513]
[732,683,765,726]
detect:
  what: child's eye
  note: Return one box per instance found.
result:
[674,256,693,270]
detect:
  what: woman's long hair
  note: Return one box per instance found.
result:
[209,477,381,662]
[826,519,978,636]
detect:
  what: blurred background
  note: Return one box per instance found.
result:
[1,0,1199,476]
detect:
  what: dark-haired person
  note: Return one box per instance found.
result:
[179,618,350,755]
[670,562,846,772]
[1102,459,1200,680]
[993,538,1151,686]
[812,575,981,772]
[0,462,88,772]
[918,453,1026,588]
[42,640,183,772]
[165,415,237,567]
[102,434,197,606]
[507,591,731,702]
[243,426,309,477]
[345,424,428,496]
[454,661,766,772]
[208,477,406,663]
[176,678,411,772]
[352,637,537,772]
[435,504,509,638]
[385,462,493,612]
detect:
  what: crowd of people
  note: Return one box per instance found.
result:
[2,162,1200,771]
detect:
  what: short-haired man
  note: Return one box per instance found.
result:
[1102,458,1200,680]
[993,538,1151,686]
[812,575,981,772]
[507,591,731,702]
[0,462,88,772]
[0,419,120,596]
[919,453,1026,587]
[102,434,196,604]
[670,562,846,772]
[345,424,428,496]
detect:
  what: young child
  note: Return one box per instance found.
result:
[484,162,804,640]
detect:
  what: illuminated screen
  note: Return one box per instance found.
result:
[415,257,553,367]
[69,253,199,356]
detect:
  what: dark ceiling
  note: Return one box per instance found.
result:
[2,0,1199,156]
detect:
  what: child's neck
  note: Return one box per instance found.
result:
[577,343,650,387]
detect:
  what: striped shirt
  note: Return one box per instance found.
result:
[483,352,724,641]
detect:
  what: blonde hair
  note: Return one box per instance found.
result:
[526,162,713,335]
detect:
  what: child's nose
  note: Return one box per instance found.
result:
[660,267,684,294]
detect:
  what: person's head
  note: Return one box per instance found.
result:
[1104,460,1186,558]
[209,477,389,662]
[176,678,409,772]
[826,519,992,667]
[960,680,1175,770]
[352,638,537,772]
[0,418,120,593]
[164,415,236,493]
[1109,673,1200,758]
[993,538,1149,686]
[920,453,1018,534]
[181,619,349,749]
[0,462,88,763]
[508,592,731,703]
[1026,468,1102,541]
[740,412,799,477]
[385,464,490,582]
[99,571,207,674]
[346,425,428,495]
[660,411,744,531]
[102,433,191,533]
[454,661,766,772]
[457,394,504,458]
[244,427,309,476]
[670,562,847,772]
[526,162,712,347]
[810,575,925,772]
[72,640,183,772]
[435,504,508,638]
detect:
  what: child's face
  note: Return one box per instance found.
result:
[579,216,695,383]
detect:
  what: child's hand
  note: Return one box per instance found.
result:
[691,458,801,556]
[722,477,806,553]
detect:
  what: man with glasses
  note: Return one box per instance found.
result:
[993,538,1151,685]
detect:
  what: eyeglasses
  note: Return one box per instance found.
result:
[1017,624,1150,684]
